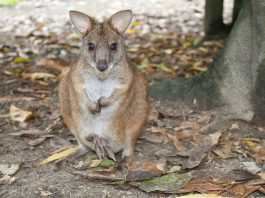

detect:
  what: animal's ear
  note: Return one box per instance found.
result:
[110,10,133,35]
[69,10,92,36]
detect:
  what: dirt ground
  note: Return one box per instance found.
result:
[1,1,265,198]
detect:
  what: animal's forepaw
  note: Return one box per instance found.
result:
[98,97,110,107]
[89,102,101,114]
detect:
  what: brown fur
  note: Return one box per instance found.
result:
[59,10,149,167]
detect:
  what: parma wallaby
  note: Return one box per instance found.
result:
[59,10,149,170]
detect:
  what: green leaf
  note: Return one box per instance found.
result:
[153,63,174,73]
[104,180,125,186]
[100,159,115,168]
[137,58,149,70]
[0,0,21,6]
[85,154,98,164]
[85,155,116,172]
[130,172,192,193]
[13,57,31,64]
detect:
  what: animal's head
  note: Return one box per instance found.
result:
[69,10,132,79]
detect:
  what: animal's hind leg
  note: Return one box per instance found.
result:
[115,136,136,174]
[91,135,116,161]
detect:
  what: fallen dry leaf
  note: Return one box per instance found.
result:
[40,190,53,197]
[180,121,200,130]
[218,169,260,183]
[147,126,167,134]
[40,146,79,165]
[167,133,188,156]
[212,137,234,159]
[241,161,262,174]
[9,105,34,123]
[257,172,265,180]
[130,172,192,193]
[140,133,164,143]
[89,159,102,168]
[10,129,49,137]
[197,114,212,125]
[72,170,122,181]
[31,72,56,80]
[25,137,49,146]
[178,181,223,194]
[230,123,239,129]
[127,162,164,181]
[0,175,16,185]
[0,164,19,175]
[241,139,265,163]
[258,127,265,133]
[167,132,222,169]
[168,165,181,173]
[177,194,226,198]
[69,161,86,169]
[10,129,54,146]
[0,95,35,103]
[37,59,69,72]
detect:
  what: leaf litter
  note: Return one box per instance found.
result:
[0,164,19,175]
[0,4,265,197]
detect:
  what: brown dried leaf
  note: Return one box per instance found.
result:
[180,121,200,130]
[127,162,164,181]
[147,126,167,134]
[37,59,69,72]
[40,146,79,165]
[25,137,49,146]
[241,139,265,163]
[258,127,265,133]
[257,172,265,180]
[10,129,49,137]
[9,105,34,123]
[140,134,163,143]
[167,132,222,169]
[168,165,181,173]
[72,170,122,181]
[167,133,188,156]
[0,95,35,103]
[0,175,16,185]
[197,114,212,125]
[178,181,223,194]
[40,190,53,197]
[0,164,19,175]
[230,123,239,129]
[212,137,233,159]
[218,169,260,183]
[31,72,56,80]
[147,106,164,125]
[89,159,102,168]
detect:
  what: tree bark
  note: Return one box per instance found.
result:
[151,0,265,123]
[204,0,225,38]
[232,0,243,23]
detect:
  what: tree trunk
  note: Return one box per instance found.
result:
[232,0,243,23]
[151,0,265,123]
[204,0,225,38]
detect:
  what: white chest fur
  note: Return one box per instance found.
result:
[80,74,123,152]
[83,74,119,102]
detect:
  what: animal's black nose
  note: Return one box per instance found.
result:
[97,60,108,72]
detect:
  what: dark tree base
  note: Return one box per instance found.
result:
[151,0,265,124]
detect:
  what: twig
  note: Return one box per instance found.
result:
[70,170,123,181]
[241,186,260,198]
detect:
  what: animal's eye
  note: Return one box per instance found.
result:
[88,43,95,51]
[110,43,117,51]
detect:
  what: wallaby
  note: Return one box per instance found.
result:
[59,10,149,171]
